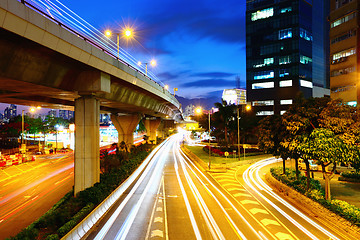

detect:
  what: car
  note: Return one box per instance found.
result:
[298,159,318,171]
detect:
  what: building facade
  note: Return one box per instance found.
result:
[246,0,330,115]
[222,89,247,105]
[4,104,17,120]
[329,0,359,106]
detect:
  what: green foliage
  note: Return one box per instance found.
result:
[45,234,59,240]
[271,167,360,226]
[270,167,323,197]
[10,144,152,239]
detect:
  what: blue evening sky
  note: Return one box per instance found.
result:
[64,0,247,100]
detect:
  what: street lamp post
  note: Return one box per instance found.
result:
[237,104,251,161]
[173,88,178,97]
[138,60,156,76]
[195,107,212,170]
[105,28,133,59]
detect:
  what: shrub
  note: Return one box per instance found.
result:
[271,167,360,226]
[45,234,59,240]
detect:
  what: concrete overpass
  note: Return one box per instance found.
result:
[0,0,182,194]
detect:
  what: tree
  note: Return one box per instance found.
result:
[258,115,288,174]
[212,102,236,146]
[298,128,352,200]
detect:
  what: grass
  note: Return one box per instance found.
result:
[185,145,271,165]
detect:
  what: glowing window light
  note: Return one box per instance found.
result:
[251,8,274,21]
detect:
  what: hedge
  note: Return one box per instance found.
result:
[7,144,153,240]
[271,167,360,226]
[339,172,360,183]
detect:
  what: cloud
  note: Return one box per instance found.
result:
[157,71,179,80]
[190,72,235,78]
[180,79,236,88]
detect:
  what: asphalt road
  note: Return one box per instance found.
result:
[0,153,74,239]
[86,134,356,240]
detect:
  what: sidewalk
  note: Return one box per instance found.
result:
[283,159,360,208]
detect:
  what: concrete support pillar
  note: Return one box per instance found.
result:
[74,95,100,195]
[111,114,141,147]
[144,118,161,144]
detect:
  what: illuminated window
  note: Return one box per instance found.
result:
[252,82,274,89]
[279,80,292,87]
[254,71,274,80]
[280,99,293,105]
[256,111,274,116]
[279,28,292,40]
[253,58,274,68]
[331,12,356,28]
[300,80,313,88]
[280,110,286,115]
[300,55,312,64]
[279,69,290,77]
[252,100,274,106]
[251,8,274,21]
[300,28,313,41]
[279,56,291,65]
[280,7,292,13]
[332,48,356,61]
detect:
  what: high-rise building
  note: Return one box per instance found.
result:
[4,104,17,120]
[329,0,359,106]
[246,0,330,116]
[222,89,246,105]
[59,110,69,120]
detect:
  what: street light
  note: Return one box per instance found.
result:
[195,107,213,170]
[237,104,251,161]
[104,28,133,59]
[173,88,178,97]
[137,60,156,76]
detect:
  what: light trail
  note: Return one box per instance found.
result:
[22,0,162,83]
[174,136,263,240]
[93,139,171,240]
[243,158,341,240]
[173,136,256,240]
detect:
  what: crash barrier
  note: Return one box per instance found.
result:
[0,154,35,167]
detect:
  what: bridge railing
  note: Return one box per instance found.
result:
[17,0,164,88]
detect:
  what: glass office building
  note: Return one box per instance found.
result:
[246,0,329,115]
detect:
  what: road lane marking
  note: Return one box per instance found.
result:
[249,208,268,215]
[240,199,259,205]
[275,232,295,240]
[162,175,169,240]
[151,230,163,238]
[156,207,163,212]
[154,217,163,223]
[233,192,251,198]
[260,219,281,226]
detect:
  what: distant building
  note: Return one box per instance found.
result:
[222,89,246,105]
[329,0,359,106]
[48,109,57,117]
[246,0,330,116]
[183,104,196,117]
[59,110,68,120]
[4,104,17,120]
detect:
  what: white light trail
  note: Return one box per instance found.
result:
[243,158,341,240]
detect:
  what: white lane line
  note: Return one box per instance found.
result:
[173,145,203,240]
[145,175,164,240]
[114,144,169,240]
[179,142,262,240]
[176,149,224,240]
[176,141,250,240]
[251,159,341,240]
[162,175,169,240]
[94,139,170,240]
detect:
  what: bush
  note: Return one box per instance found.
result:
[10,144,153,239]
[271,167,360,226]
[339,172,360,182]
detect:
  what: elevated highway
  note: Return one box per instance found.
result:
[0,0,182,194]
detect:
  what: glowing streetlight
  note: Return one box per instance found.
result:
[173,88,178,97]
[104,28,133,59]
[138,59,156,76]
[237,104,252,161]
[164,85,169,90]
